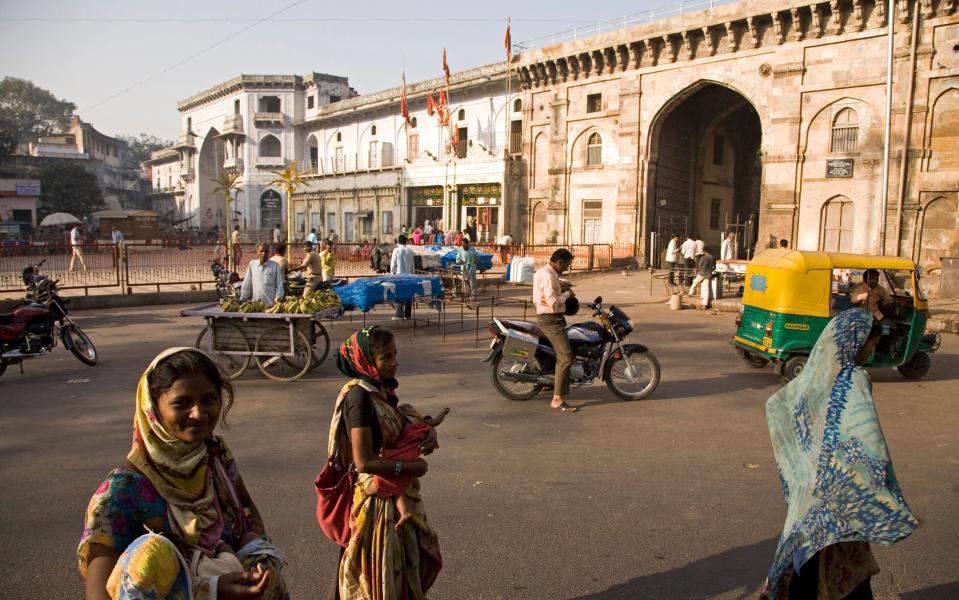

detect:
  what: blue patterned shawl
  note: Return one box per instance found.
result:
[765,308,917,595]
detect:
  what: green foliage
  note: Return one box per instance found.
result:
[117,133,173,165]
[37,161,105,219]
[0,77,76,157]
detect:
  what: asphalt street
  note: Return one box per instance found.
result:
[1,272,957,599]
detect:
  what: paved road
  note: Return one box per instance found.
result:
[1,272,957,599]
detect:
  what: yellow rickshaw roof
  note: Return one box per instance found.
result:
[749,249,917,273]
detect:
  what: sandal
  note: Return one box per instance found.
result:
[551,403,578,413]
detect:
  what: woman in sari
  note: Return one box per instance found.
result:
[762,309,918,599]
[328,326,443,599]
[79,347,289,600]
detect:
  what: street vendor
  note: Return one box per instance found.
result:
[240,242,284,307]
[291,240,323,294]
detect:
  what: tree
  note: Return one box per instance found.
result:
[117,133,173,167]
[211,171,242,263]
[37,161,105,220]
[269,161,307,246]
[0,77,75,157]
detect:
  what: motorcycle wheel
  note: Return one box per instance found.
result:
[490,352,543,401]
[605,348,660,401]
[66,325,98,366]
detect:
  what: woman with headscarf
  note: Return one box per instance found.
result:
[761,309,918,599]
[78,348,289,600]
[327,326,443,599]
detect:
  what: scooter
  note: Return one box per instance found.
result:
[211,260,241,300]
[482,296,661,401]
[0,259,98,377]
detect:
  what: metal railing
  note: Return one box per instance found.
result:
[0,242,121,294]
[513,0,734,53]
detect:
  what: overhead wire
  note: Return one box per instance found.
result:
[3,17,586,24]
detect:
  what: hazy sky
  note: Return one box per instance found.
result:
[0,0,714,140]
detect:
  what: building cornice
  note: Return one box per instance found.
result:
[294,62,516,127]
[177,74,310,112]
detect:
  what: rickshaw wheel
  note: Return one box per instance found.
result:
[742,352,770,369]
[782,355,807,382]
[897,351,930,380]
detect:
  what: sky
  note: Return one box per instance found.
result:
[0,0,713,141]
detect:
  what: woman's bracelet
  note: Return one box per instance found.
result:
[394,461,402,476]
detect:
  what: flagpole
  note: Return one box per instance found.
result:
[504,17,511,160]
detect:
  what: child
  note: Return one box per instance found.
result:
[374,405,450,529]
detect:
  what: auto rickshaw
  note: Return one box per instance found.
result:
[732,249,941,381]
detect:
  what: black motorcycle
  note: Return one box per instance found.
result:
[0,259,98,377]
[285,274,346,298]
[211,259,241,300]
[482,296,660,401]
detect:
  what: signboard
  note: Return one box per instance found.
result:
[260,191,282,209]
[409,186,444,206]
[825,159,854,178]
[16,181,41,196]
[459,183,502,206]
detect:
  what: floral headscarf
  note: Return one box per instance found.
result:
[127,347,227,552]
[336,326,397,392]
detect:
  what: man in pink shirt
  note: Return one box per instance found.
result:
[532,248,577,413]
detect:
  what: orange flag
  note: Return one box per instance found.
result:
[505,20,512,62]
[426,94,435,117]
[400,73,410,124]
[442,48,450,84]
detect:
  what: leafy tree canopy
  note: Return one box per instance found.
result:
[0,77,75,157]
[117,133,173,166]
[37,161,105,220]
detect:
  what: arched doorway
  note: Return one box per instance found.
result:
[918,196,958,270]
[647,83,762,257]
[530,201,548,243]
[820,195,855,253]
[197,128,225,230]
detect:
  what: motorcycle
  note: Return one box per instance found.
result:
[482,296,661,401]
[211,259,241,300]
[285,274,346,298]
[0,259,98,377]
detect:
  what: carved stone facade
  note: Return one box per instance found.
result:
[515,0,958,267]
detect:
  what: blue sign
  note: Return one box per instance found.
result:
[16,181,41,196]
[750,274,767,292]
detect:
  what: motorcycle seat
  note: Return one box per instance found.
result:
[500,319,544,338]
[0,312,16,325]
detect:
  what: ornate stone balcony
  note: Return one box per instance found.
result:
[223,157,244,172]
[179,165,195,183]
[175,132,195,149]
[255,156,285,168]
[254,112,284,126]
[221,114,244,135]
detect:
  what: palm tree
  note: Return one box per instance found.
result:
[269,160,308,246]
[211,171,242,265]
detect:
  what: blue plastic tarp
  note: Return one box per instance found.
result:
[334,274,445,313]
[428,245,494,271]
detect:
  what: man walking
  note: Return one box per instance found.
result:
[664,234,680,285]
[318,238,337,281]
[111,225,124,270]
[273,223,282,245]
[456,237,479,301]
[680,234,696,286]
[307,227,318,246]
[69,224,87,272]
[533,248,578,413]
[721,231,737,261]
[390,234,415,320]
[291,241,322,294]
[689,248,716,310]
[240,243,284,307]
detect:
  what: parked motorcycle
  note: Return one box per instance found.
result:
[482,296,660,401]
[211,259,241,300]
[285,274,346,298]
[0,259,98,377]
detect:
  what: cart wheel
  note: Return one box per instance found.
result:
[195,323,250,379]
[254,325,312,382]
[307,322,331,370]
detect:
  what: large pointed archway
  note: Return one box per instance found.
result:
[646,82,762,259]
[197,127,225,230]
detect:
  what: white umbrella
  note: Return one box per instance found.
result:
[39,212,81,227]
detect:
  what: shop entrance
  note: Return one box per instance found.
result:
[458,183,502,243]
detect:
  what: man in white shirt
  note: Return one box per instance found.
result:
[239,243,284,307]
[110,225,124,270]
[664,234,680,285]
[680,234,696,286]
[423,219,433,236]
[693,234,705,266]
[390,234,415,320]
[68,224,87,272]
[721,232,737,261]
[532,248,577,413]
[273,223,282,244]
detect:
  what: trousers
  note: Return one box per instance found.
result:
[537,313,571,396]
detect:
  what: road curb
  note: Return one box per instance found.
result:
[69,290,218,311]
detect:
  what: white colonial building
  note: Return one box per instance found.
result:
[148,65,523,244]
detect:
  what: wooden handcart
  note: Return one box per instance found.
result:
[181,303,340,382]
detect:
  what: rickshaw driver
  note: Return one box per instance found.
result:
[851,269,893,321]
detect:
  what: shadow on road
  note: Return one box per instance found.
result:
[650,372,775,401]
[901,580,959,599]
[567,537,776,600]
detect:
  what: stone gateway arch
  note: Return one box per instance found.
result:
[515,0,959,263]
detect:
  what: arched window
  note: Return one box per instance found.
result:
[336,132,342,142]
[371,125,377,136]
[830,108,858,153]
[307,135,319,171]
[258,135,281,157]
[260,189,283,228]
[820,197,855,252]
[457,109,466,121]
[258,96,281,113]
[586,132,602,166]
[410,117,417,128]
[513,98,522,112]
